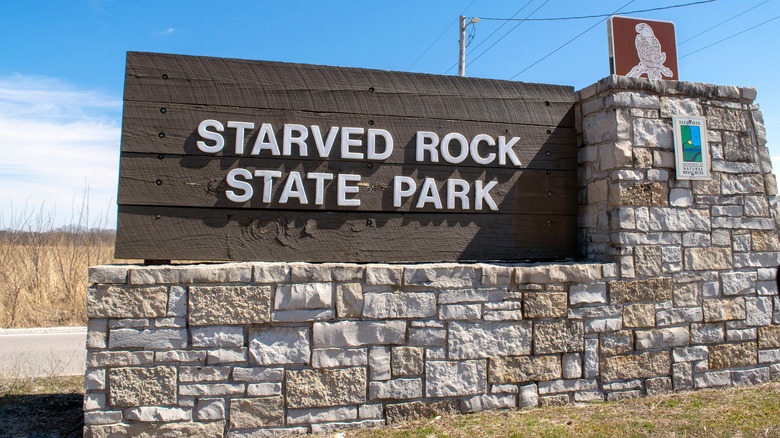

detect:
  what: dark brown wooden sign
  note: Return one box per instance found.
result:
[608,16,679,80]
[115,52,578,262]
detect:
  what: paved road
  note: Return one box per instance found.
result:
[0,327,86,377]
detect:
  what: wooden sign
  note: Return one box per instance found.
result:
[608,16,679,80]
[115,52,578,262]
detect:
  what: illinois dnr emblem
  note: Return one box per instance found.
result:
[609,16,679,81]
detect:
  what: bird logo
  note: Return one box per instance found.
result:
[626,23,674,80]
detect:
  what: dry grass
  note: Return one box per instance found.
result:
[321,382,780,438]
[0,198,118,328]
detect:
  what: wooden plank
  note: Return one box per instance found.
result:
[123,52,576,127]
[115,206,578,262]
[117,153,577,214]
[119,102,577,169]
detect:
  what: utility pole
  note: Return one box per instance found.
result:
[458,15,480,77]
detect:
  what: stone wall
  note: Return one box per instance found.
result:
[84,76,780,437]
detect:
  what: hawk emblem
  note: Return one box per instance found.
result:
[626,23,673,80]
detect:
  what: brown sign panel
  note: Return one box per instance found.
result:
[115,52,578,262]
[609,16,679,80]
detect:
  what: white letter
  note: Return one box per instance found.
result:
[367,128,393,160]
[498,136,522,166]
[225,168,253,202]
[440,133,469,164]
[470,134,496,165]
[338,174,361,206]
[311,125,339,158]
[307,172,334,205]
[197,119,224,153]
[416,177,443,209]
[227,121,254,154]
[253,170,282,203]
[475,180,498,211]
[447,178,470,209]
[283,124,309,157]
[393,176,417,207]
[341,127,364,160]
[279,171,308,204]
[251,123,280,155]
[416,131,439,162]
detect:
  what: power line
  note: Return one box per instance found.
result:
[463,0,553,71]
[479,0,716,22]
[407,0,477,71]
[680,14,780,58]
[510,0,638,80]
[679,0,769,45]
[443,0,536,75]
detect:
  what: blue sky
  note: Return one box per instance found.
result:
[1,0,778,228]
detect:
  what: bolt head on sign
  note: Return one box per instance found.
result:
[608,15,679,81]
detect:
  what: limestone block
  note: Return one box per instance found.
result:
[569,283,607,305]
[600,330,633,357]
[694,370,731,389]
[439,287,506,304]
[195,398,225,421]
[86,421,226,437]
[649,208,710,233]
[359,404,384,420]
[562,353,582,379]
[727,328,757,342]
[188,286,271,326]
[752,231,780,251]
[721,174,764,195]
[653,150,675,168]
[733,367,770,386]
[290,263,363,282]
[656,308,703,326]
[252,263,290,283]
[673,283,701,307]
[392,346,424,377]
[684,248,733,271]
[758,326,780,349]
[745,196,770,216]
[632,118,672,148]
[108,318,148,329]
[86,351,154,368]
[87,319,107,350]
[568,306,621,320]
[370,346,391,381]
[87,285,167,318]
[690,323,725,344]
[634,246,663,277]
[488,355,561,384]
[709,342,757,369]
[403,264,476,288]
[275,283,333,311]
[425,360,486,397]
[83,393,106,411]
[634,147,653,168]
[583,338,599,379]
[363,292,436,319]
[84,369,106,391]
[722,131,755,162]
[672,362,693,390]
[635,327,690,350]
[705,106,746,131]
[191,326,244,348]
[764,174,778,196]
[384,400,459,423]
[287,406,358,425]
[516,263,602,284]
[336,283,363,318]
[249,327,310,365]
[608,277,672,303]
[178,383,245,397]
[538,378,598,395]
[167,286,187,317]
[600,351,670,382]
[369,378,423,400]
[89,265,130,285]
[131,263,251,285]
[703,297,746,322]
[125,406,192,422]
[746,296,773,326]
[660,97,702,118]
[108,366,177,407]
[524,292,567,318]
[206,348,247,364]
[448,321,532,359]
[583,110,620,144]
[534,320,584,354]
[409,327,447,347]
[365,265,404,285]
[462,394,516,413]
[232,367,283,383]
[229,397,284,429]
[519,383,539,408]
[310,420,384,434]
[616,183,668,207]
[623,303,655,327]
[286,368,367,408]
[439,303,482,320]
[109,328,187,350]
[311,348,367,368]
[272,309,334,322]
[179,366,231,383]
[313,321,405,348]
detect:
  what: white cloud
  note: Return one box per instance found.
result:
[158,28,174,36]
[0,75,121,229]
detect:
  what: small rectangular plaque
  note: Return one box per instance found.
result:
[672,115,710,180]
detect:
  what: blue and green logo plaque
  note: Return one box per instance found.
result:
[673,115,710,180]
